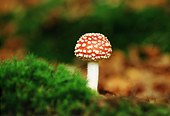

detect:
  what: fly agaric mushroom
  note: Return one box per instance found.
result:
[74,33,112,91]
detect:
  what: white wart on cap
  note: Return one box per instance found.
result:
[74,33,112,61]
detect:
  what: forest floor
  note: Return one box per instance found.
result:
[1,38,169,105]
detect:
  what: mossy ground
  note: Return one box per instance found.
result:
[0,55,170,115]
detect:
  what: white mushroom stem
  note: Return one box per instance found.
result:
[87,61,99,91]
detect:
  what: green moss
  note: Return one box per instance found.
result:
[87,97,170,116]
[0,55,94,115]
[0,55,170,115]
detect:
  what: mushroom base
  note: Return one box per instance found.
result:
[87,61,99,91]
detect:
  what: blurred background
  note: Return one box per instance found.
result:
[0,0,170,101]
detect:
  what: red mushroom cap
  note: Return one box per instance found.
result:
[74,33,112,61]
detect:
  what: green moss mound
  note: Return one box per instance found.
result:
[0,55,170,115]
[0,55,94,115]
